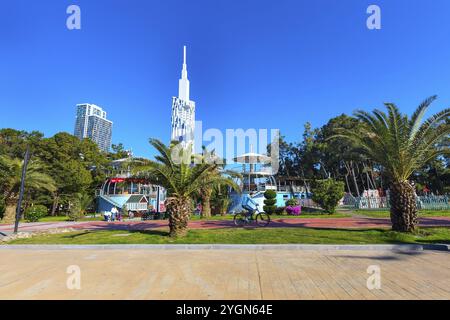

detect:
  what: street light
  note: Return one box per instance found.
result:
[14,145,31,233]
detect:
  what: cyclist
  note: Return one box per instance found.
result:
[242,192,258,218]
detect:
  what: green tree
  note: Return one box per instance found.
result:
[37,133,107,215]
[334,96,449,231]
[315,115,369,196]
[311,179,345,214]
[110,143,130,160]
[263,190,277,214]
[0,129,43,158]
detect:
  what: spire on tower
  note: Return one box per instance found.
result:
[181,45,188,79]
[179,45,190,101]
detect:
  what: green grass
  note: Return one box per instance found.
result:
[353,209,450,218]
[7,227,450,245]
[17,212,349,224]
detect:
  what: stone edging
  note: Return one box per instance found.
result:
[0,244,448,251]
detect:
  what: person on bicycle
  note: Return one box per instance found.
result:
[242,192,258,217]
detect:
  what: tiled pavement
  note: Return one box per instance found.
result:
[0,248,449,299]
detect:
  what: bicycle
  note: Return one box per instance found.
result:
[233,204,271,227]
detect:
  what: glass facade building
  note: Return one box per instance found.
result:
[74,103,113,152]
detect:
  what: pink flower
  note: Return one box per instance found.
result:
[286,206,301,216]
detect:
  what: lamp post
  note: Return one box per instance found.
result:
[14,146,31,233]
[156,186,160,215]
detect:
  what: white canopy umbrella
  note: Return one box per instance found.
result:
[233,152,271,164]
[233,147,273,192]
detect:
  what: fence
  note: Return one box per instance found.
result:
[345,195,450,210]
[417,196,450,210]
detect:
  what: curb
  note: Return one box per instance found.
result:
[0,244,448,251]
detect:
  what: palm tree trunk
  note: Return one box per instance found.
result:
[344,174,352,195]
[166,197,192,238]
[350,162,360,197]
[389,181,418,232]
[201,193,212,218]
[51,194,59,216]
[2,198,18,223]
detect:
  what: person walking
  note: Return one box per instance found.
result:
[111,206,118,222]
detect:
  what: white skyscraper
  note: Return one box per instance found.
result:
[171,46,195,151]
[74,103,113,152]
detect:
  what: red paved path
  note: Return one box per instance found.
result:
[1,216,450,234]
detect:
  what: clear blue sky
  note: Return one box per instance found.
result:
[1,0,450,158]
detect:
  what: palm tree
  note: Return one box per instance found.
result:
[211,184,233,216]
[68,193,93,221]
[197,148,241,218]
[133,139,237,237]
[334,96,449,232]
[0,155,56,223]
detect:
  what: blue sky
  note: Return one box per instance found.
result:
[1,0,450,158]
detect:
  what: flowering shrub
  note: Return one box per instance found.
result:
[286,205,301,216]
[25,205,48,222]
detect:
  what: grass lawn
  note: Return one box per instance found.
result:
[354,209,450,218]
[7,227,450,245]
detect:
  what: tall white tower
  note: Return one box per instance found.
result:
[171,46,196,151]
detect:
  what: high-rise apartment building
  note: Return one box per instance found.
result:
[74,103,113,152]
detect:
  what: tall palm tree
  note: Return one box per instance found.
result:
[334,96,449,232]
[133,139,237,237]
[0,155,56,223]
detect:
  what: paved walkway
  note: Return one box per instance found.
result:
[0,248,449,299]
[1,216,450,234]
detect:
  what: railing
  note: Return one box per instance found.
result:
[355,197,389,209]
[417,195,450,210]
[125,203,148,212]
[349,195,449,210]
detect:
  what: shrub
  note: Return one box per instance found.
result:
[311,179,345,214]
[25,205,48,222]
[263,190,277,214]
[274,206,286,215]
[286,206,301,216]
[68,200,84,221]
[285,198,298,206]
